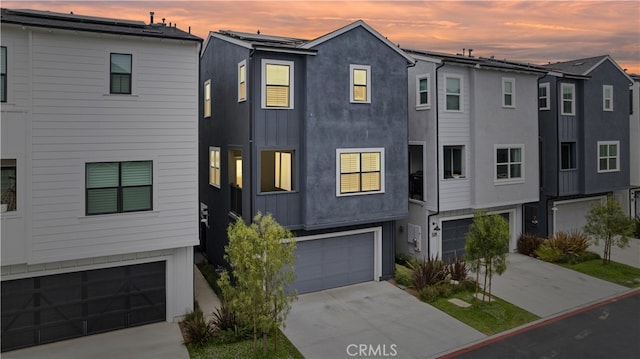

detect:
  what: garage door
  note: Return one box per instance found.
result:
[1,261,166,352]
[293,232,374,294]
[442,213,510,262]
[555,198,603,234]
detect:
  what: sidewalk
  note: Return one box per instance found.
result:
[194,263,222,319]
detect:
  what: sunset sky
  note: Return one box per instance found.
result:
[3,1,639,73]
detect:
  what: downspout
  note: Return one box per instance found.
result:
[426,60,446,256]
[552,78,562,236]
[248,48,255,220]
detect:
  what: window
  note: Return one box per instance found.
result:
[262,59,293,109]
[539,83,550,110]
[409,144,424,201]
[337,148,384,196]
[445,75,461,111]
[238,60,246,102]
[495,146,523,181]
[260,150,294,192]
[1,46,6,103]
[1,159,16,212]
[209,147,221,187]
[603,85,613,111]
[229,149,242,214]
[86,161,152,215]
[350,64,371,103]
[110,53,132,94]
[416,74,430,109]
[444,146,465,179]
[561,142,576,170]
[204,80,211,118]
[502,78,515,107]
[598,141,619,172]
[561,83,575,115]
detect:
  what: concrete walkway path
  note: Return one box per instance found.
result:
[283,281,485,359]
[488,253,629,317]
[194,263,222,319]
[589,237,640,268]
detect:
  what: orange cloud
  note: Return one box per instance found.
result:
[2,1,639,73]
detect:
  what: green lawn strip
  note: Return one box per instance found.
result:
[558,259,640,288]
[429,290,539,335]
[188,329,304,359]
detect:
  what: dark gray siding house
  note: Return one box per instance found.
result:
[199,21,414,294]
[535,55,633,237]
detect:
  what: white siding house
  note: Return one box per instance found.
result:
[0,9,201,351]
[398,49,545,261]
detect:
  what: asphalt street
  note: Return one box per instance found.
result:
[444,290,640,359]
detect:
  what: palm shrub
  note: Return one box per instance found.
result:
[182,305,215,347]
[535,230,590,263]
[411,256,447,290]
[517,233,544,256]
[446,255,469,282]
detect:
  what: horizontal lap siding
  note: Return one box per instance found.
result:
[28,31,199,263]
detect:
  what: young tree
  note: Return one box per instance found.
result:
[464,210,510,302]
[218,212,297,355]
[583,195,635,264]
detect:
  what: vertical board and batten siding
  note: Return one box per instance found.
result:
[26,30,199,263]
[251,52,304,228]
[438,66,471,211]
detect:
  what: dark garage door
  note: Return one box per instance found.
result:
[1,261,166,352]
[293,232,374,294]
[442,214,510,262]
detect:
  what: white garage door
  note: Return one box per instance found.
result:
[554,197,604,234]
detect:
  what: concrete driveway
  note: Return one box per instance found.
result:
[489,253,630,317]
[283,281,485,359]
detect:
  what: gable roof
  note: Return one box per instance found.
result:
[1,8,202,42]
[543,55,633,82]
[404,48,547,75]
[300,20,415,64]
[205,20,414,64]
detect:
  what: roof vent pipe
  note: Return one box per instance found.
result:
[468,48,473,57]
[150,11,154,24]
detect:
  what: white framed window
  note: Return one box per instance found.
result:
[561,83,575,115]
[416,74,430,109]
[238,60,246,102]
[409,143,424,201]
[597,141,619,173]
[603,85,613,111]
[209,147,221,187]
[350,64,371,103]
[1,159,16,212]
[262,59,294,109]
[336,148,384,196]
[444,75,462,111]
[85,161,153,215]
[495,145,524,183]
[443,145,465,179]
[539,83,550,110]
[502,77,515,108]
[260,150,294,192]
[204,79,211,118]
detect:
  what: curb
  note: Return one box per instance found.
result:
[432,287,640,358]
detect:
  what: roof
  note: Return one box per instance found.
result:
[543,55,633,82]
[1,8,202,42]
[404,48,548,74]
[204,20,414,64]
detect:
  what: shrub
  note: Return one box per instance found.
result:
[438,282,455,298]
[517,233,544,256]
[182,305,215,347]
[411,256,448,291]
[418,286,440,303]
[446,255,469,282]
[394,264,413,287]
[565,251,601,264]
[459,279,477,292]
[395,253,411,266]
[534,244,563,263]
